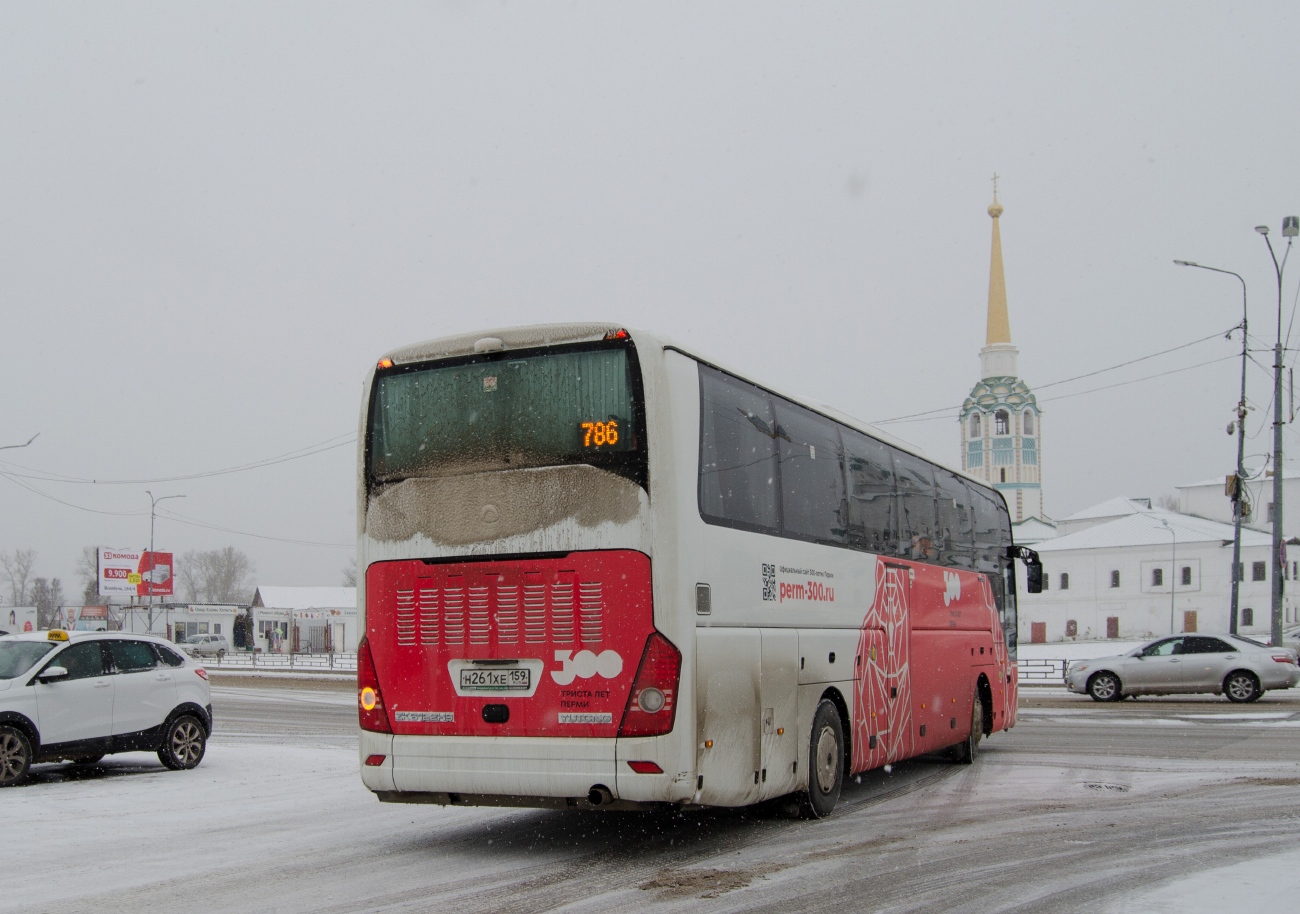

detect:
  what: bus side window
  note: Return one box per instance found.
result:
[893,450,939,561]
[699,367,780,533]
[774,398,847,545]
[934,469,975,569]
[841,428,898,555]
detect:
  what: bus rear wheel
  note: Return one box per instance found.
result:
[951,689,984,764]
[798,700,844,819]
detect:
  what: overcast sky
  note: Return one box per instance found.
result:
[3,3,1300,595]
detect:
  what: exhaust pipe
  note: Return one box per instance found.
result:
[587,785,614,806]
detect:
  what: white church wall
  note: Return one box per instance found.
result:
[1017,540,1284,643]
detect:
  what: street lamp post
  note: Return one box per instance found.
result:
[1256,217,1298,647]
[1161,519,1177,635]
[1174,260,1248,633]
[145,491,185,634]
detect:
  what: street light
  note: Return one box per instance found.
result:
[1173,259,1248,633]
[145,490,185,634]
[1160,519,1177,635]
[1256,217,1298,647]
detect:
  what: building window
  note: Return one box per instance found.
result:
[1253,561,1267,582]
[1242,607,1254,626]
[1268,502,1275,523]
[1236,562,1244,582]
[1065,619,1077,638]
[1181,566,1191,586]
[1060,572,1069,590]
[1023,411,1035,435]
[1110,570,1121,588]
[995,409,1010,435]
[1152,568,1164,586]
[970,413,981,437]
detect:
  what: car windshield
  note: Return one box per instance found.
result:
[185,636,207,643]
[0,641,57,679]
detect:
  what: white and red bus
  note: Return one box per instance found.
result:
[356,324,1041,816]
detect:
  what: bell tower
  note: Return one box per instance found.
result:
[960,180,1044,522]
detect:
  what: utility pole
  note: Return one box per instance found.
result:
[145,491,185,634]
[1173,261,1248,633]
[1257,216,1298,647]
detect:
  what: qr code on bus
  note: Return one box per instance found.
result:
[762,563,776,602]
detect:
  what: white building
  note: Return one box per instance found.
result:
[1016,498,1300,643]
[1177,466,1300,536]
[251,586,358,653]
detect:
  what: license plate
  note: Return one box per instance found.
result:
[459,667,531,692]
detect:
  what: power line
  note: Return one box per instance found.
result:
[873,328,1231,425]
[879,353,1235,425]
[157,507,354,550]
[0,433,356,485]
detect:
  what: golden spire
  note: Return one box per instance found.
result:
[985,175,1011,345]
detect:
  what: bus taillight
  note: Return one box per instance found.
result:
[357,637,393,733]
[617,632,681,739]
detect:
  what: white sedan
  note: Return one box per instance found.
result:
[0,630,213,786]
[1065,633,1300,702]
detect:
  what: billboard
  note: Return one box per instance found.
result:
[98,548,174,597]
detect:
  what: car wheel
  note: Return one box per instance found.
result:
[797,700,845,819]
[1087,671,1122,702]
[1224,671,1261,703]
[71,754,104,766]
[158,715,206,770]
[0,725,33,787]
[950,689,985,765]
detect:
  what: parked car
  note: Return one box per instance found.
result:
[181,634,231,658]
[0,629,212,786]
[1065,634,1300,703]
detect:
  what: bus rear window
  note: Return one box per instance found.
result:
[368,342,645,486]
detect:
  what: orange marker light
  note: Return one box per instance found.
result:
[377,358,394,369]
[360,687,378,711]
[704,739,714,748]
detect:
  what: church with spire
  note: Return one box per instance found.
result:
[960,184,1047,526]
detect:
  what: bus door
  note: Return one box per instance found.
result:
[853,626,891,773]
[695,628,762,806]
[759,629,799,796]
[877,562,915,765]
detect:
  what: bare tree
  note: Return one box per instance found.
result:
[32,577,63,629]
[1156,493,1181,512]
[76,546,100,605]
[0,549,36,606]
[342,557,357,587]
[180,547,255,604]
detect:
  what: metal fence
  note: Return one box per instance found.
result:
[202,650,1062,684]
[204,651,357,673]
[1017,658,1067,683]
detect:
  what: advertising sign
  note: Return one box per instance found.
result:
[98,548,175,597]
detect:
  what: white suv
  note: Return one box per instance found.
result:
[0,630,213,786]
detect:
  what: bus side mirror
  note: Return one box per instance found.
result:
[1025,563,1043,594]
[1005,545,1043,593]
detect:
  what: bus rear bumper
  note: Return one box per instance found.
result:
[364,733,694,808]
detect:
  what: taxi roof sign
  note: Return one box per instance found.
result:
[47,629,69,641]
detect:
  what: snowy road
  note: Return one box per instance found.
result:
[5,680,1300,913]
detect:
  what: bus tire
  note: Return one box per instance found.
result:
[951,689,984,765]
[798,700,844,819]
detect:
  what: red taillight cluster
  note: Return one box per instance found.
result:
[617,632,681,738]
[357,637,392,733]
[1272,654,1297,665]
[194,668,208,681]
